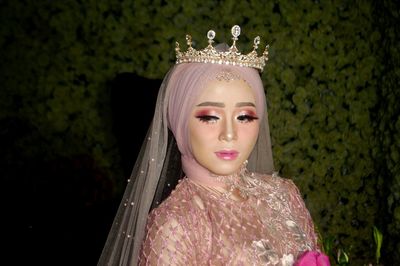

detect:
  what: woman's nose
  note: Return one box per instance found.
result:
[219,118,237,142]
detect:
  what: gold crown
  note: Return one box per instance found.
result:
[175,25,269,72]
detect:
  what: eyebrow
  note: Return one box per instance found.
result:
[196,101,256,108]
[196,101,225,107]
[235,102,256,107]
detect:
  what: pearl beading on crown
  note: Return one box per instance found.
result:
[175,25,269,72]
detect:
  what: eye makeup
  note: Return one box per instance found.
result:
[237,110,258,123]
[194,110,220,123]
[194,108,259,124]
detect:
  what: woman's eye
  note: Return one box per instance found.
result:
[237,114,259,123]
[196,115,219,123]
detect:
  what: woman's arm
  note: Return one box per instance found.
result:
[285,179,320,250]
[139,214,196,266]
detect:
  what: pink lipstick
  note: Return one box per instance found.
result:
[215,150,239,160]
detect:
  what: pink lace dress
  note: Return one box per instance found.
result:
[139,172,318,265]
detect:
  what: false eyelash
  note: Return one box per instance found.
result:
[196,115,219,123]
[237,114,259,123]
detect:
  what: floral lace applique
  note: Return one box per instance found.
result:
[281,254,294,266]
[252,239,295,265]
[285,220,313,251]
[252,239,280,265]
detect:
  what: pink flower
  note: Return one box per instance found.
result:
[294,251,330,266]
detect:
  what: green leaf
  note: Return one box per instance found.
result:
[373,226,383,264]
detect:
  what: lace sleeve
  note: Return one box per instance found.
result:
[284,179,319,250]
[139,185,215,266]
[139,211,197,266]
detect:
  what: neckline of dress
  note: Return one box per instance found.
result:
[187,178,250,203]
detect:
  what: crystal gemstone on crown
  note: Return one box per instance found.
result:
[175,25,269,72]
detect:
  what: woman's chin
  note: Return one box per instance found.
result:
[208,161,244,176]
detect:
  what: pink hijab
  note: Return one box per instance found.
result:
[166,62,266,187]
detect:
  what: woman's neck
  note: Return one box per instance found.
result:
[190,179,248,201]
[182,155,248,201]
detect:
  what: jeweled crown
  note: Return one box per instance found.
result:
[175,25,269,72]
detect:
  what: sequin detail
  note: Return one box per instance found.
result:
[139,172,318,265]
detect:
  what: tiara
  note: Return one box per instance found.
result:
[175,25,269,72]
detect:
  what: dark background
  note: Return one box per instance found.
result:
[2,73,160,265]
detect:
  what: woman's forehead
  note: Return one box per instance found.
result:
[195,79,256,104]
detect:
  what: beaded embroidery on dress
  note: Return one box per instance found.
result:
[139,168,318,265]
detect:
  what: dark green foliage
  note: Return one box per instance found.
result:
[0,0,398,264]
[264,1,382,264]
[372,0,400,263]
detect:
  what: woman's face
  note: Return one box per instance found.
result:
[188,78,260,176]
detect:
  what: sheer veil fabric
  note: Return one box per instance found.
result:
[98,62,274,265]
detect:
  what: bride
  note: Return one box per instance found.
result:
[98,25,328,266]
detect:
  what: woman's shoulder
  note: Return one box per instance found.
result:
[252,171,301,195]
[141,180,212,263]
[148,178,208,224]
[254,171,296,186]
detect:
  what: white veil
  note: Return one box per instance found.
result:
[98,62,274,266]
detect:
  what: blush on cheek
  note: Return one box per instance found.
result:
[190,122,214,143]
[239,123,259,135]
[196,126,216,140]
[238,125,259,150]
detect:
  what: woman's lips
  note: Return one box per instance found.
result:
[215,150,239,160]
